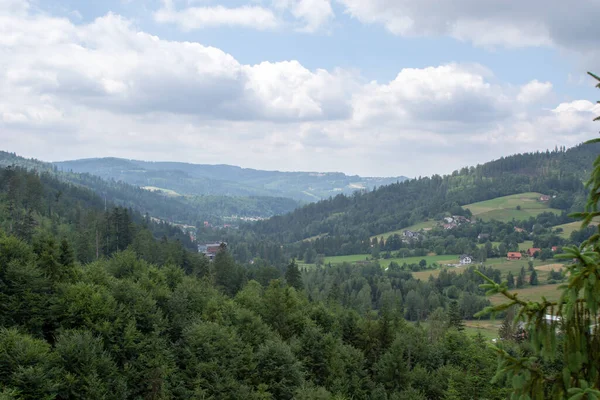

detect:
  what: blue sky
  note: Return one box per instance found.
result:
[1,0,599,176]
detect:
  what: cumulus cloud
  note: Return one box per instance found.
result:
[0,11,352,121]
[338,0,600,51]
[154,5,280,31]
[1,4,599,177]
[155,0,334,32]
[272,0,334,32]
[517,80,553,104]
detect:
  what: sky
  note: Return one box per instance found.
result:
[1,0,600,177]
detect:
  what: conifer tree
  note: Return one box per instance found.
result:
[529,269,538,286]
[447,301,464,331]
[477,72,600,399]
[285,258,303,291]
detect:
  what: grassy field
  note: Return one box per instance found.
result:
[518,240,534,251]
[370,220,438,241]
[464,320,502,340]
[464,192,561,222]
[489,283,562,304]
[323,253,461,268]
[554,220,597,239]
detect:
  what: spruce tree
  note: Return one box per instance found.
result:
[285,259,303,291]
[447,301,464,331]
[529,269,538,286]
[477,72,600,398]
[506,271,515,289]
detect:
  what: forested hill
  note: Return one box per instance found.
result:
[0,164,205,264]
[0,151,299,225]
[55,157,407,202]
[246,144,597,245]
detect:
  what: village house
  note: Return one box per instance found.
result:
[403,230,418,238]
[459,254,473,265]
[507,252,522,260]
[453,215,470,224]
[528,248,541,257]
[539,195,551,202]
[444,217,454,224]
[443,223,457,230]
[198,242,227,260]
[514,227,525,233]
[477,233,490,240]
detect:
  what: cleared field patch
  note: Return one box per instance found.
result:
[323,254,373,264]
[554,220,598,239]
[370,220,437,241]
[464,320,502,340]
[518,240,534,251]
[535,263,564,272]
[464,192,561,222]
[142,186,181,197]
[489,284,562,304]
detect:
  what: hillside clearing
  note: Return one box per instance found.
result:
[142,186,181,197]
[464,192,561,222]
[554,220,598,239]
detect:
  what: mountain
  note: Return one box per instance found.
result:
[54,158,407,202]
[0,151,299,225]
[238,143,596,256]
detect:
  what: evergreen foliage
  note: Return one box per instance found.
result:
[476,72,600,399]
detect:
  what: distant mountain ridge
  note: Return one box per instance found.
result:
[54,158,407,202]
[0,151,299,225]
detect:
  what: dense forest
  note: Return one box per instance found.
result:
[2,136,600,398]
[230,144,596,260]
[0,161,513,399]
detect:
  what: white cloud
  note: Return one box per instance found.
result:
[154,5,279,31]
[273,0,334,32]
[517,80,553,104]
[155,0,334,33]
[338,0,600,51]
[1,4,599,177]
[353,64,509,128]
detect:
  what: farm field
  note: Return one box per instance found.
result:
[518,240,534,251]
[464,320,502,340]
[475,240,534,251]
[323,253,461,267]
[489,283,562,304]
[464,192,561,222]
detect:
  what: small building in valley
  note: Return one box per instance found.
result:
[540,195,551,202]
[528,248,541,257]
[198,242,227,260]
[459,254,473,265]
[507,252,522,260]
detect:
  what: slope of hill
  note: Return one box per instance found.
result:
[55,158,407,202]
[464,192,562,222]
[0,151,299,225]
[244,144,596,251]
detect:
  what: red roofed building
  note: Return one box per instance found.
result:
[528,248,541,257]
[507,252,522,260]
[552,246,558,252]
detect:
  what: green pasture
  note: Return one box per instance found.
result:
[464,192,561,222]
